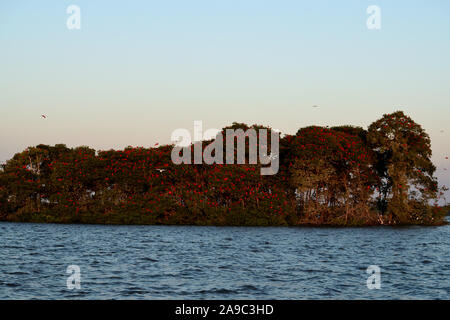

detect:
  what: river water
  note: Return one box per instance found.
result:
[0,219,449,299]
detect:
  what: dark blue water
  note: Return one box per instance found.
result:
[0,219,449,299]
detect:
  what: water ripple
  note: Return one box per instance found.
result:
[0,220,449,299]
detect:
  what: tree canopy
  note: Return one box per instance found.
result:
[0,111,446,226]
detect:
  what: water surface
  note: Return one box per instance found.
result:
[0,220,449,299]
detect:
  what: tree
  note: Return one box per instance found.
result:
[367,111,437,223]
[0,114,445,226]
[284,126,376,225]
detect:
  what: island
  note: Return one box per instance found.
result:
[0,111,447,226]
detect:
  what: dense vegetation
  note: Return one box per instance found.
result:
[0,111,447,226]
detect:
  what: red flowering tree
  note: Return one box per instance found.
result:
[282,126,377,225]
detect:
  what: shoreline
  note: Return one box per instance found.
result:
[1,217,448,228]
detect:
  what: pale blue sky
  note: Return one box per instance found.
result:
[1,0,450,195]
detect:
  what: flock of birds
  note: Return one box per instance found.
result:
[39,113,449,170]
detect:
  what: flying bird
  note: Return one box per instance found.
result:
[41,114,46,119]
[155,169,166,173]
[312,105,319,108]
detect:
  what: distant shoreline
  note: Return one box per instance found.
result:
[2,214,448,227]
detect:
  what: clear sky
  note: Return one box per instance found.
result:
[1,0,449,196]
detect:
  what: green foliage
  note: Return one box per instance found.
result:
[0,112,446,226]
[367,111,439,224]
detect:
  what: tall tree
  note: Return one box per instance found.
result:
[367,111,437,223]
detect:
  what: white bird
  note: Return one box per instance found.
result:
[155,169,166,173]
